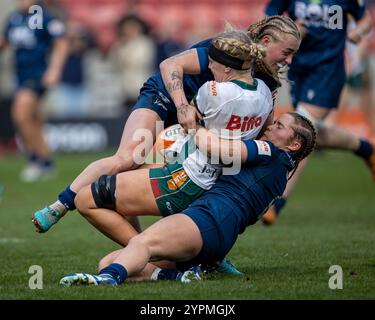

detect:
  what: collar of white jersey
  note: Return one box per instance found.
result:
[230,79,258,91]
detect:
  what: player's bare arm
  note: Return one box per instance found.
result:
[42,37,69,88]
[348,10,373,44]
[160,49,201,131]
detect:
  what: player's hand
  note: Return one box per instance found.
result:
[42,68,61,88]
[177,103,201,133]
[347,30,363,44]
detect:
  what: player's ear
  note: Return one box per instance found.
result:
[287,138,301,153]
[260,35,272,47]
[224,66,232,73]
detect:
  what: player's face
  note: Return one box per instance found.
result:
[208,57,227,82]
[262,113,300,151]
[261,34,299,73]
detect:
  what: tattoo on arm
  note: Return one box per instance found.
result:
[166,70,183,93]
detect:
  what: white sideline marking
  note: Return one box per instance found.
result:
[0,238,25,244]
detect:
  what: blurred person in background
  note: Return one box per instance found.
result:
[0,0,68,182]
[262,0,374,225]
[342,17,375,134]
[51,22,94,118]
[111,14,156,110]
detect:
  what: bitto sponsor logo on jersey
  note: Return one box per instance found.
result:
[225,115,263,132]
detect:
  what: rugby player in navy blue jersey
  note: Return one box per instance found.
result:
[0,0,68,182]
[33,16,301,234]
[59,112,317,286]
[262,0,375,225]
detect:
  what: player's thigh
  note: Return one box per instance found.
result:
[116,108,162,166]
[139,213,203,262]
[11,89,40,122]
[115,168,160,216]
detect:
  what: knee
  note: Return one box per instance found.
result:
[113,143,146,172]
[11,104,28,126]
[129,232,160,258]
[74,187,92,217]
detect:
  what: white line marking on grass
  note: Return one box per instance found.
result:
[0,238,25,244]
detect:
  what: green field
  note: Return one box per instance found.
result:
[0,151,374,300]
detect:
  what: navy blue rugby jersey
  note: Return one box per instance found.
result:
[3,6,65,80]
[265,0,366,68]
[190,140,295,233]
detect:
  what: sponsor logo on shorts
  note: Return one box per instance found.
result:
[167,169,188,190]
[165,201,174,214]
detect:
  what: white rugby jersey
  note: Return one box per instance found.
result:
[170,79,273,190]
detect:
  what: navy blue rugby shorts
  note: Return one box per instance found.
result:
[180,195,242,267]
[17,76,47,97]
[132,83,178,128]
[288,57,346,110]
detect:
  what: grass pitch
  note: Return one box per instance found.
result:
[0,150,374,300]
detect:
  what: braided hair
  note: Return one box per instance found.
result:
[212,25,267,75]
[287,112,317,179]
[247,16,301,89]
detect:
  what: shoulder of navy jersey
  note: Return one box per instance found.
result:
[190,38,212,74]
[243,140,295,170]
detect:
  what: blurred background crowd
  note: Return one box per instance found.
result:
[0,0,374,153]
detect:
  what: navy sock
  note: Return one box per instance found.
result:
[99,263,128,284]
[40,158,53,168]
[354,139,373,159]
[58,186,77,211]
[274,197,287,215]
[27,152,39,163]
[157,268,182,281]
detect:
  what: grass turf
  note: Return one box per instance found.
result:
[0,150,374,300]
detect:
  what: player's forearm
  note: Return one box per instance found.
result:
[160,60,189,109]
[160,49,201,110]
[354,10,372,38]
[48,37,68,73]
[193,127,244,163]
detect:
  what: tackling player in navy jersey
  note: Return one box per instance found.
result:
[32,16,301,237]
[262,0,375,225]
[0,0,68,182]
[59,112,317,286]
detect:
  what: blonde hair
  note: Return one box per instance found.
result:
[247,16,301,88]
[248,15,301,44]
[212,23,266,71]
